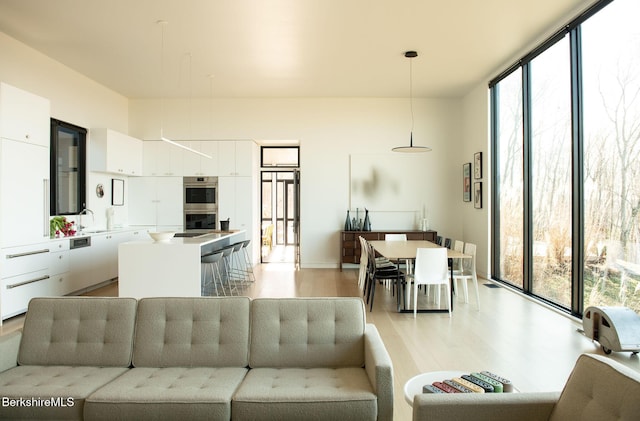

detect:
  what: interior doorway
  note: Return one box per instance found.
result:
[260,146,300,267]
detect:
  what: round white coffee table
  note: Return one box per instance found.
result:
[404,371,467,405]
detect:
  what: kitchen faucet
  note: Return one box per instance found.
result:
[78,208,94,231]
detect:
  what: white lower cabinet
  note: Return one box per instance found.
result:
[1,269,52,319]
[1,242,51,320]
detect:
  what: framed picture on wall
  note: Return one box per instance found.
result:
[463,163,471,202]
[112,178,124,206]
[474,182,482,209]
[474,152,483,179]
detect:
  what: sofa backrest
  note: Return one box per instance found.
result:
[249,297,365,368]
[18,297,137,367]
[132,297,250,367]
[549,353,640,421]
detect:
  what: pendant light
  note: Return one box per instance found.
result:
[392,51,432,153]
[157,20,212,159]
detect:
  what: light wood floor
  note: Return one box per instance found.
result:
[2,264,639,420]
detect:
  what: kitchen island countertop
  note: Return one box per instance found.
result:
[118,230,245,299]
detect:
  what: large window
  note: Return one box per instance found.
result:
[495,69,524,288]
[491,0,640,315]
[582,1,640,312]
[530,38,573,307]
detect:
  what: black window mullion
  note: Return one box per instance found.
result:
[521,63,533,294]
[570,26,585,317]
[490,85,500,279]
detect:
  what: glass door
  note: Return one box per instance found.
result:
[261,170,300,264]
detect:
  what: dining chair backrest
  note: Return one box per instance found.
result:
[444,238,452,249]
[462,242,477,271]
[385,234,407,241]
[357,236,369,287]
[413,248,449,285]
[436,236,443,246]
[359,236,368,264]
[454,240,464,253]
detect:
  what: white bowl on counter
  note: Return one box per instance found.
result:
[148,231,176,242]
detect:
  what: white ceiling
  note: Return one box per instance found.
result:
[0,0,594,99]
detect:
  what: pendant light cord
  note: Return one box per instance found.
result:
[158,20,167,139]
[409,55,415,146]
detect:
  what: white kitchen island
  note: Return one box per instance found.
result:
[118,231,245,299]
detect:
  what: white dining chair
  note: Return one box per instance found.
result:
[450,240,464,295]
[384,233,412,300]
[409,247,451,318]
[385,233,407,241]
[452,242,480,310]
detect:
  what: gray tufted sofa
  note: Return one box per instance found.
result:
[0,296,393,421]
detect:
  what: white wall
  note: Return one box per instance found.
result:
[130,97,464,267]
[461,84,491,277]
[0,29,469,268]
[0,32,132,229]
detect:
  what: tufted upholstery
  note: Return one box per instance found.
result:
[248,297,366,368]
[549,353,640,421]
[234,297,393,421]
[84,297,250,420]
[18,297,137,367]
[132,296,250,367]
[0,365,130,420]
[412,353,640,421]
[84,366,248,421]
[0,296,393,421]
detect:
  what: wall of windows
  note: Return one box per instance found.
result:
[491,0,640,315]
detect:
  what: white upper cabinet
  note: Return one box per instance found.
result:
[180,141,219,176]
[0,82,50,147]
[218,140,255,176]
[91,128,143,176]
[143,141,183,176]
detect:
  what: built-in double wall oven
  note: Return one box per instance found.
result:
[184,176,217,231]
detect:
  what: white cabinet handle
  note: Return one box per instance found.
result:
[44,179,50,237]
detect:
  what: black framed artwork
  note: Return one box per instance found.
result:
[463,163,471,202]
[474,152,482,179]
[474,182,482,209]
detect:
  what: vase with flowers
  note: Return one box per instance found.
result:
[50,216,76,238]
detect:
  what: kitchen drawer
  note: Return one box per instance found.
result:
[1,269,50,319]
[1,244,50,278]
[50,239,70,252]
[50,251,69,275]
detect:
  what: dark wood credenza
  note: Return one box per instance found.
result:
[340,230,437,271]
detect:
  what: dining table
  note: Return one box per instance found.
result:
[369,240,471,313]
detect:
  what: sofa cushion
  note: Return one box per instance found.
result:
[549,353,640,421]
[132,297,250,367]
[232,367,377,421]
[0,365,129,420]
[18,297,137,367]
[84,366,248,421]
[249,298,366,368]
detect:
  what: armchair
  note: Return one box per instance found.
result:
[413,353,640,421]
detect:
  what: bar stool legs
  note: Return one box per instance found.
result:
[201,251,226,296]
